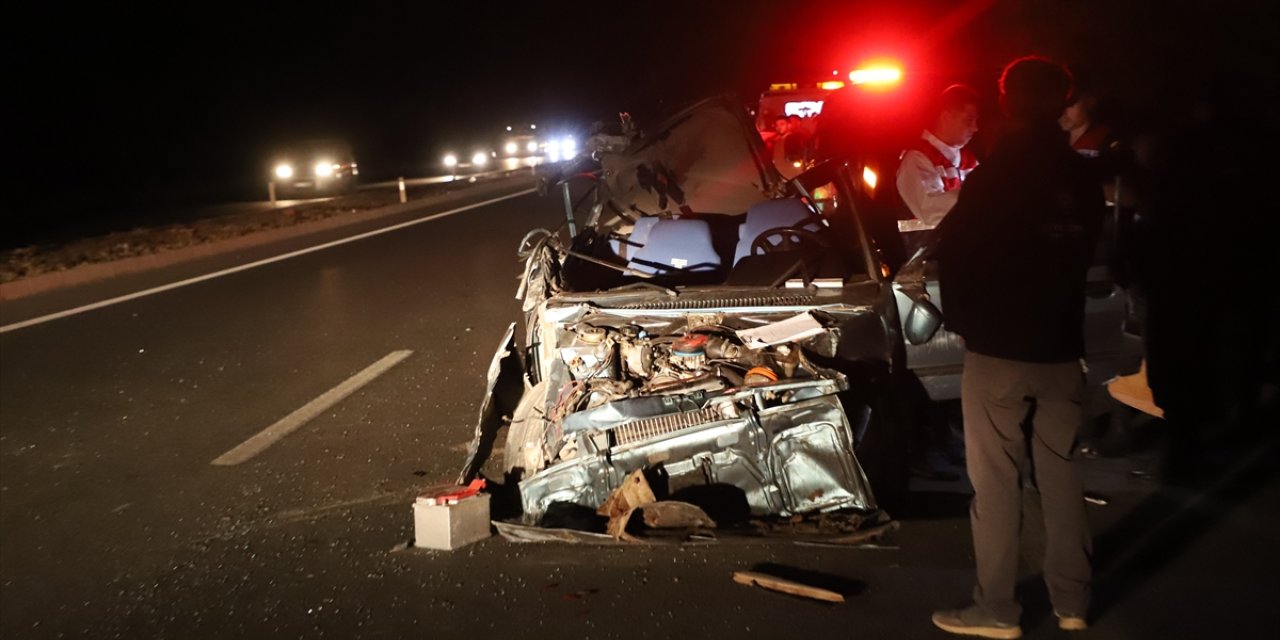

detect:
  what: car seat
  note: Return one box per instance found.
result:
[626,219,721,275]
[609,216,661,259]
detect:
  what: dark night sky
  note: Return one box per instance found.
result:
[6,0,1276,246]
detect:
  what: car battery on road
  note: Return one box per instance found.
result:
[413,479,492,551]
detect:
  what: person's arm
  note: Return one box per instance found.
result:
[895,150,958,226]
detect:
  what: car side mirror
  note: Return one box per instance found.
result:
[904,297,943,345]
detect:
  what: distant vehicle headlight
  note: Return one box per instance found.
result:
[526,141,538,153]
[504,141,518,155]
[562,137,576,152]
[443,154,458,167]
[274,164,294,179]
[545,139,561,153]
[314,161,334,177]
[472,152,489,166]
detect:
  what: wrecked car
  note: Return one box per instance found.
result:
[456,94,1143,539]
[459,97,913,534]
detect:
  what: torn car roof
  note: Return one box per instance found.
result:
[599,96,785,216]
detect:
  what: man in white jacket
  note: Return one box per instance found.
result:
[896,84,981,227]
[897,84,981,482]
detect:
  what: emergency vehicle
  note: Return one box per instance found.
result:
[756,64,908,179]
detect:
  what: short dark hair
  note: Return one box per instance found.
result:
[787,114,802,122]
[936,84,980,117]
[999,56,1073,122]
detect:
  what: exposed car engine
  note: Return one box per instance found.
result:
[556,323,823,412]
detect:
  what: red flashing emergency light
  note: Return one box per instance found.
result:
[849,65,903,87]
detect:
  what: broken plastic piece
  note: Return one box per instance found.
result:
[596,469,657,539]
[640,501,717,529]
[736,312,827,350]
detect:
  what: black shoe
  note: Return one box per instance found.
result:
[931,605,1021,639]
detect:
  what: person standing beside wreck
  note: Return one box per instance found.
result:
[930,57,1103,638]
[895,83,981,228]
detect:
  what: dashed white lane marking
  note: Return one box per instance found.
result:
[0,188,535,334]
[211,350,413,466]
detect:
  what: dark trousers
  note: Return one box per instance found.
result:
[961,350,1092,623]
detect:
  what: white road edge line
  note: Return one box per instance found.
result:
[0,188,536,334]
[211,350,413,466]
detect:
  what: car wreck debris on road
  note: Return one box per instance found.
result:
[596,469,659,539]
[732,571,845,603]
[449,98,912,544]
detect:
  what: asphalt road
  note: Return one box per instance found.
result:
[2,185,1277,639]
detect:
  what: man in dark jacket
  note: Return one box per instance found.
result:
[930,57,1104,639]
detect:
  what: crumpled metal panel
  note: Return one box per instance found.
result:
[760,398,874,513]
[458,323,522,484]
[516,457,606,520]
[771,421,872,513]
[516,386,877,523]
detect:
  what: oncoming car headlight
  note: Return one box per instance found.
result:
[526,141,538,153]
[443,154,458,167]
[274,164,294,179]
[472,152,489,166]
[504,141,518,155]
[544,139,560,154]
[562,137,576,152]
[314,161,334,177]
